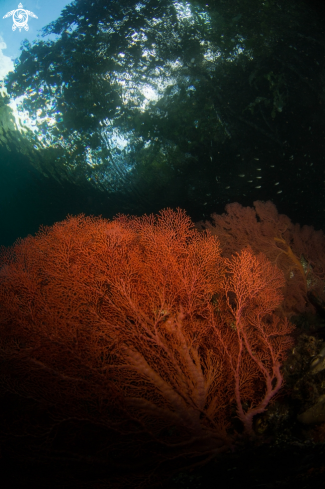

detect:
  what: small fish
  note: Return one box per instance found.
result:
[225,186,230,189]
[277,190,282,194]
[256,176,262,179]
[254,158,260,161]
[255,186,261,188]
[275,182,279,185]
[238,174,245,177]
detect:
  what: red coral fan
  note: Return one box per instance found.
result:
[196,200,325,316]
[0,208,294,485]
[216,250,294,435]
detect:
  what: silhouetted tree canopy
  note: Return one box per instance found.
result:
[2,0,325,215]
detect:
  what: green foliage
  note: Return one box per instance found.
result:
[264,71,286,118]
[2,0,320,205]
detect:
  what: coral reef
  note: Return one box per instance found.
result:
[0,208,295,487]
[196,200,325,316]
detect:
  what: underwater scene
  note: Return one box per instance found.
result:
[0,0,325,487]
